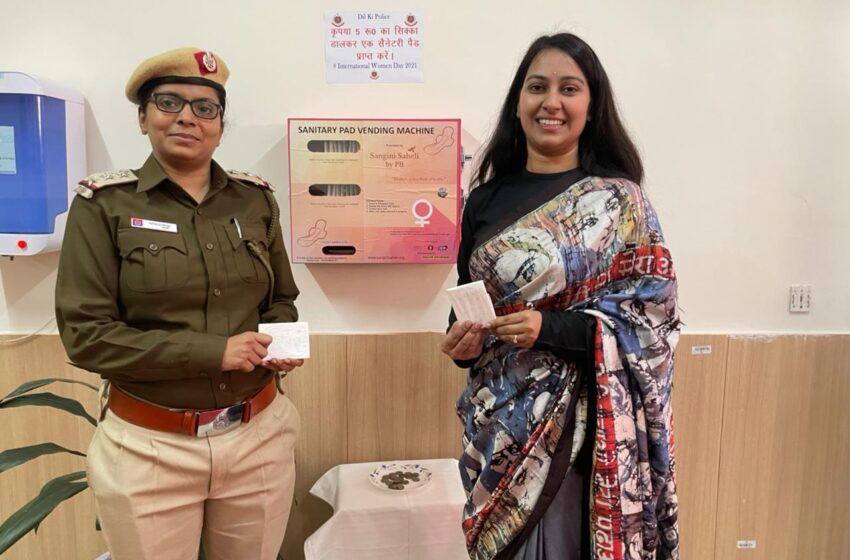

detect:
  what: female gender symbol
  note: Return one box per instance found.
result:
[412,199,434,226]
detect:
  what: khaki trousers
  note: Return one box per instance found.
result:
[86,392,299,560]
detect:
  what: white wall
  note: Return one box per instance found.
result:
[1,0,848,335]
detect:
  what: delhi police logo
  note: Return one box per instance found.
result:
[202,52,217,73]
[213,413,232,431]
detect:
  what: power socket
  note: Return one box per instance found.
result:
[789,285,811,313]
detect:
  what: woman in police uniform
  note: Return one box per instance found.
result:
[55,47,301,560]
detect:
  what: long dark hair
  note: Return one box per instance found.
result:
[473,33,643,186]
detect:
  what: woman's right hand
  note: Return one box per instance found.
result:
[440,321,489,361]
[222,332,273,372]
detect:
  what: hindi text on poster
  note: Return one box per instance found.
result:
[325,11,424,83]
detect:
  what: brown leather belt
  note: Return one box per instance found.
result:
[107,381,277,437]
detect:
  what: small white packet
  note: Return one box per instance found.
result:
[446,281,496,324]
[259,321,310,360]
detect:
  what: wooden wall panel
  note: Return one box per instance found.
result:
[672,335,729,560]
[714,335,850,560]
[1,333,848,560]
[280,335,347,560]
[345,333,466,463]
[793,337,850,559]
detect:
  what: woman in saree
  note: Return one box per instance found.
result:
[441,33,680,560]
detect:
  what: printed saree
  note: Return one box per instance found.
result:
[457,176,680,560]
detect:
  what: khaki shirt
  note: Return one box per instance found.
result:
[56,155,299,409]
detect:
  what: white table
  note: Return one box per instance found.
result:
[304,458,469,560]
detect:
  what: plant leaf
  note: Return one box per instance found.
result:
[0,443,86,474]
[0,471,88,554]
[1,378,98,402]
[0,393,96,426]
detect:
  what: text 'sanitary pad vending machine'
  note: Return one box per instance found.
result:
[0,72,85,256]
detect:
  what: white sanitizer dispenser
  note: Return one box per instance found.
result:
[0,72,86,257]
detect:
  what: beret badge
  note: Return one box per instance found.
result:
[194,51,218,75]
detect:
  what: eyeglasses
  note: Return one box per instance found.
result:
[147,93,223,120]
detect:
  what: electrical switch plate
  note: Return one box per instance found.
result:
[789,285,811,313]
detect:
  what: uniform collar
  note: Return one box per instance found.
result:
[135,154,229,194]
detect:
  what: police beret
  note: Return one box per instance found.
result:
[125,47,230,104]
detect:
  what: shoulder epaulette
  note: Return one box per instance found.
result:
[75,170,138,199]
[227,169,274,191]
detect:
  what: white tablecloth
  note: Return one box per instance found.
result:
[304,458,469,560]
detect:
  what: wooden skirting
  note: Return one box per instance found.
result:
[0,334,847,560]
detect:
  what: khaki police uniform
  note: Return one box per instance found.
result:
[56,155,301,559]
[58,155,298,408]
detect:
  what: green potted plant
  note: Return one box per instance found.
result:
[0,378,286,559]
[0,377,97,555]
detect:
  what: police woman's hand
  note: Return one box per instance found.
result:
[489,310,542,349]
[222,332,272,372]
[263,358,304,373]
[440,320,489,361]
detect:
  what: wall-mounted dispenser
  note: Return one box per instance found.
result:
[0,72,86,257]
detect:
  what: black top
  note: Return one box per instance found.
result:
[450,167,595,367]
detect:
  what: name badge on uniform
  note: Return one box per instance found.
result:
[130,217,178,233]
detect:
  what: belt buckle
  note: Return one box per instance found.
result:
[195,403,245,437]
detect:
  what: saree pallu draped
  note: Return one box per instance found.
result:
[457,177,680,560]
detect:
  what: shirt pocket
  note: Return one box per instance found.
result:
[224,224,270,283]
[117,228,189,292]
